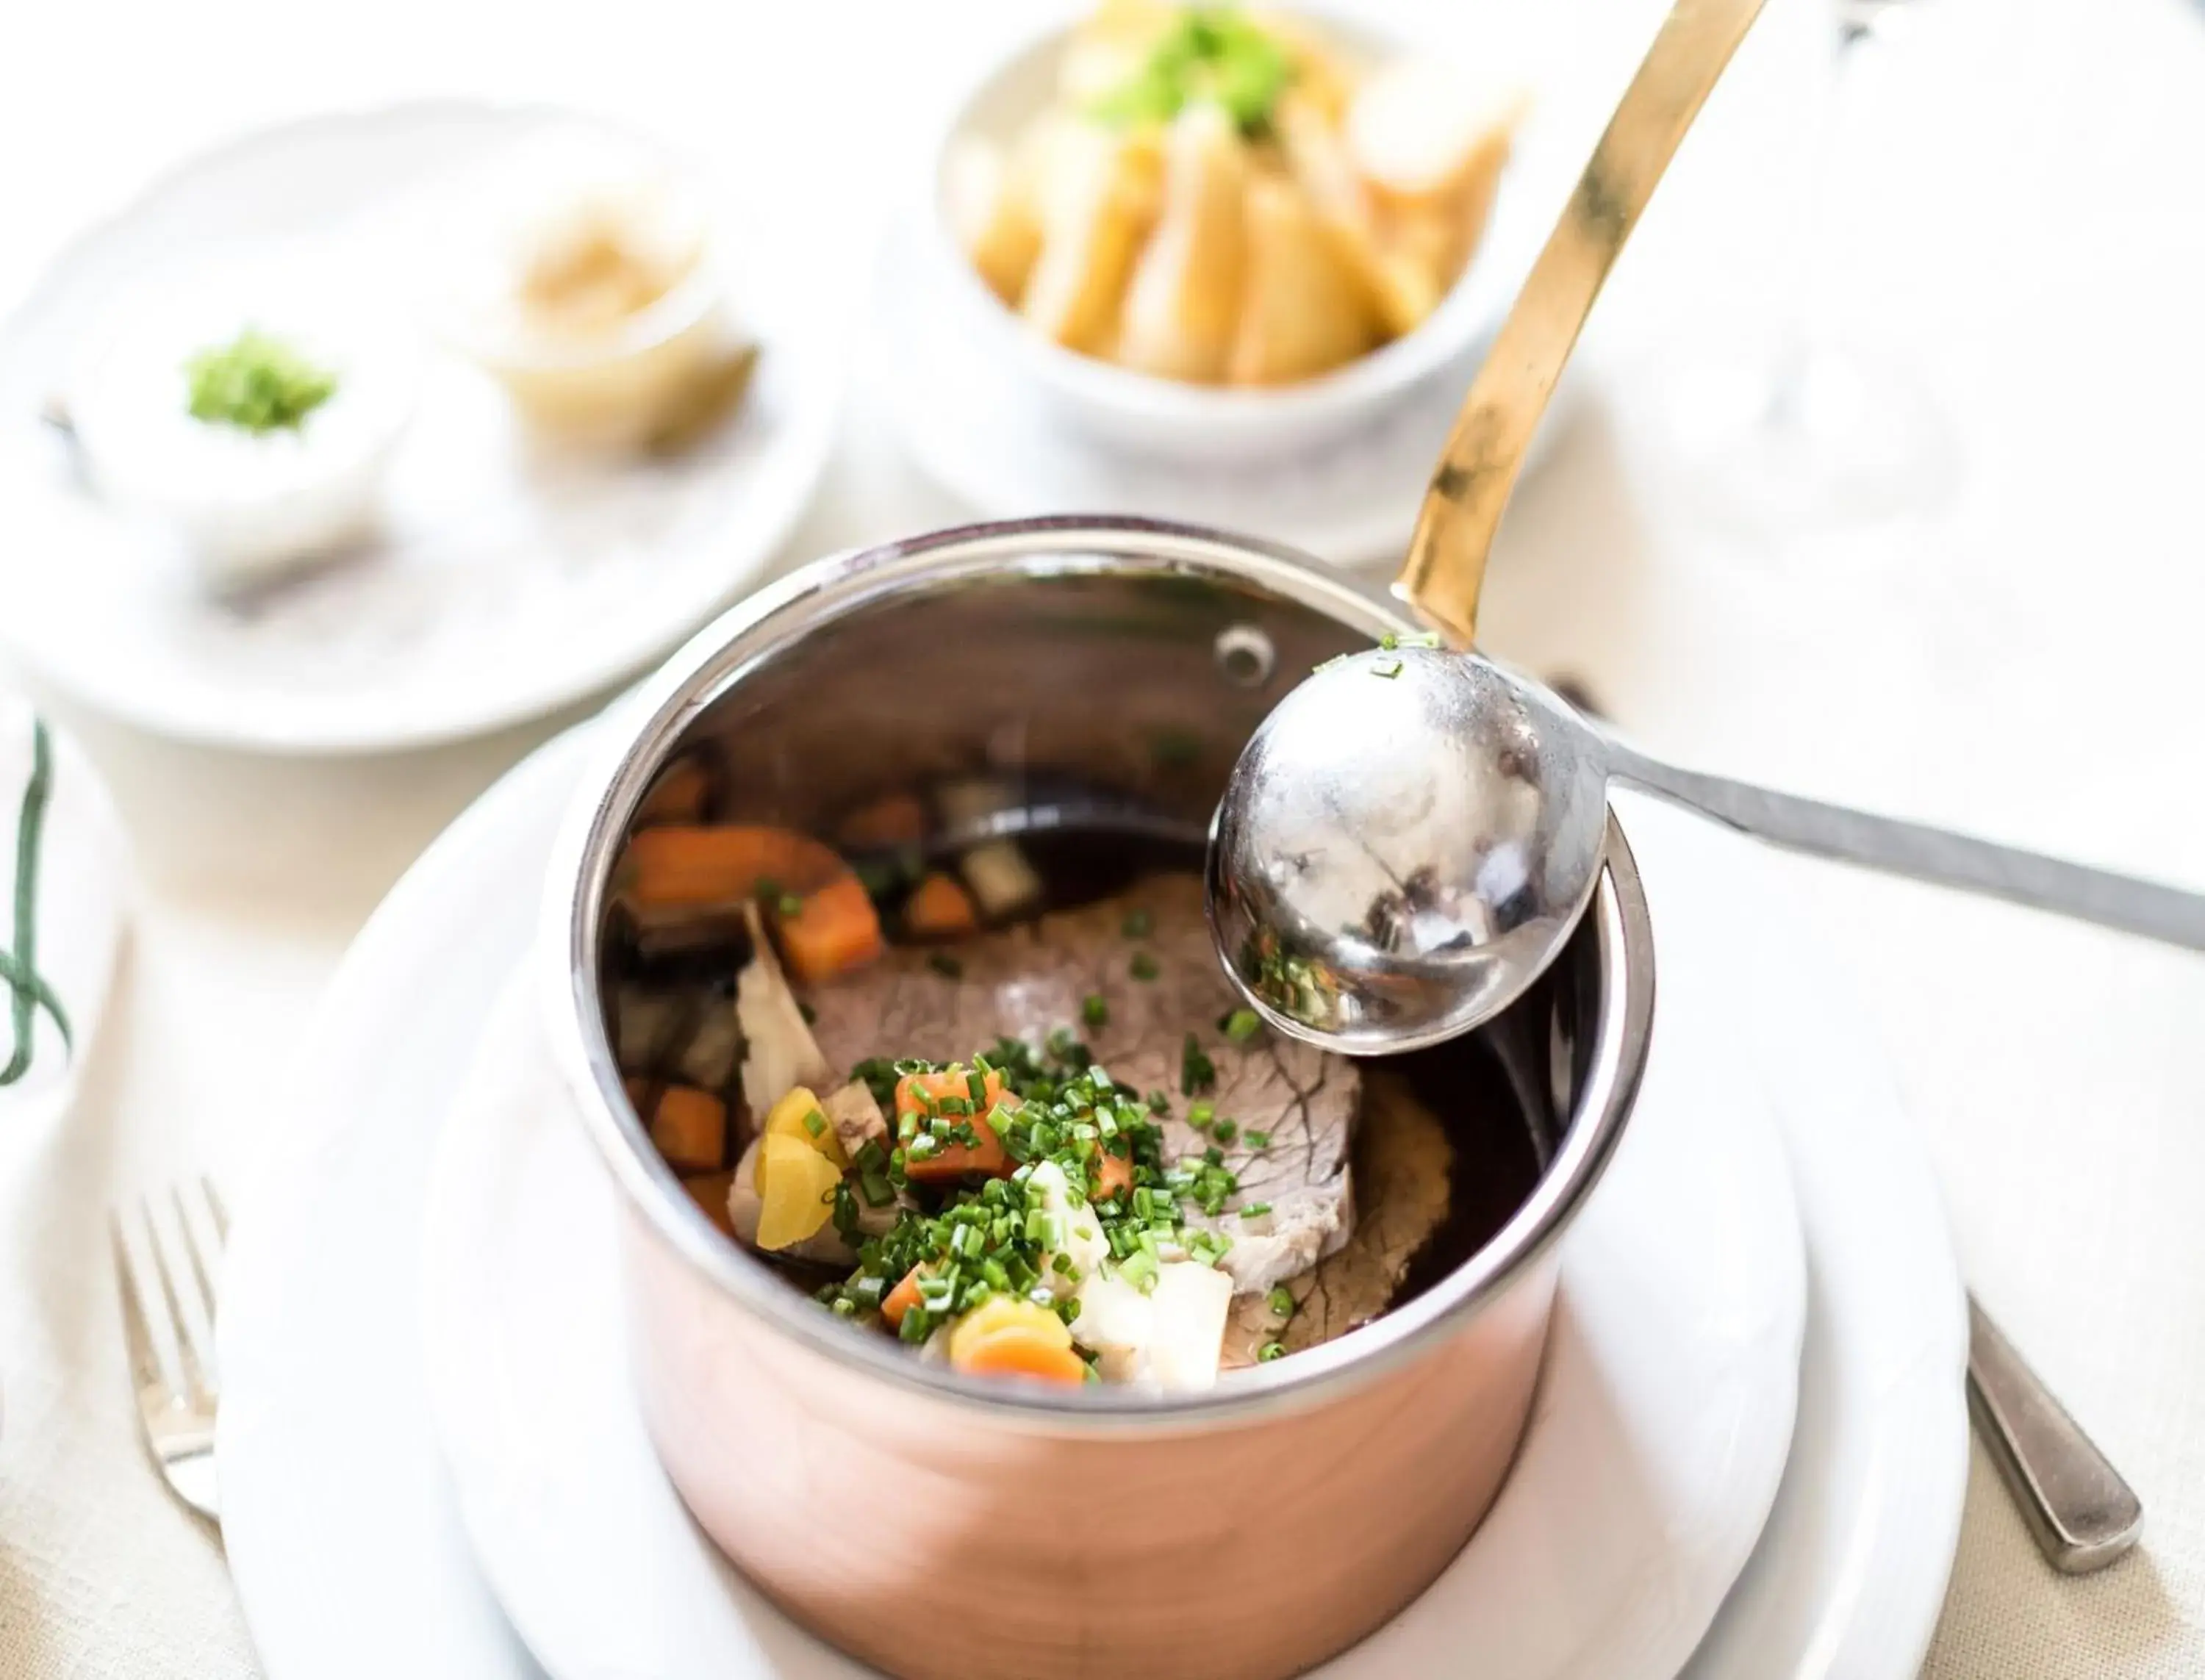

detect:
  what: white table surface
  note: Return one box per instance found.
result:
[2,1,2202,1676]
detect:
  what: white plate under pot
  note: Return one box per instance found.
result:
[215,726,1967,1680]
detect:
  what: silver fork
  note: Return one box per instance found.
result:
[111,1177,226,1523]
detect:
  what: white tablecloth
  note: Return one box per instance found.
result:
[2,1,2202,1676]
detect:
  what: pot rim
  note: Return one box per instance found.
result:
[538,515,1656,1435]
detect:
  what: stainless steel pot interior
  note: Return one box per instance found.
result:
[553,517,1655,1427]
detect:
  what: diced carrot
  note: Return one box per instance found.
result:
[683,1169,738,1240]
[896,1068,1014,1181]
[949,1297,1086,1384]
[904,872,979,941]
[636,758,712,828]
[836,791,928,851]
[1091,1149,1134,1203]
[649,1085,728,1174]
[617,825,847,911]
[956,1332,1090,1385]
[881,1268,927,1330]
[775,875,886,985]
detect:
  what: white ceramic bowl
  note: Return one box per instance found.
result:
[922,12,1541,468]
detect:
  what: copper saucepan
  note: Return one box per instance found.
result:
[537,517,1656,1680]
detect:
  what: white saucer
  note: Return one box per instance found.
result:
[417,850,1803,1680]
[0,103,839,754]
[217,726,1968,1680]
[872,216,1579,569]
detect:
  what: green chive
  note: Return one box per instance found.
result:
[803,1110,827,1138]
[1130,952,1159,982]
[777,892,804,917]
[1121,908,1152,938]
[1211,1118,1238,1145]
[1240,1202,1271,1218]
[1258,1341,1286,1363]
[1374,659,1404,679]
[1188,1100,1215,1131]
[1243,1129,1269,1150]
[1223,1008,1262,1044]
[1268,1286,1295,1320]
[1082,994,1109,1027]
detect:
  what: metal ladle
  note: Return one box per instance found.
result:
[1206,0,2205,1053]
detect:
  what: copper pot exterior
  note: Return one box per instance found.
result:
[626,1198,1555,1680]
[541,520,1656,1680]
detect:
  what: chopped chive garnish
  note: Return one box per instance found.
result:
[803,1110,827,1138]
[1258,1341,1286,1362]
[1240,1202,1271,1217]
[1082,994,1109,1027]
[1243,1129,1270,1150]
[1180,1033,1216,1096]
[1188,1100,1215,1131]
[755,876,783,902]
[1268,1285,1295,1320]
[1374,659,1404,679]
[1223,1008,1263,1044]
[777,892,804,917]
[928,952,964,979]
[1211,1118,1238,1145]
[1147,1089,1171,1115]
[1130,952,1159,982]
[1121,908,1152,938]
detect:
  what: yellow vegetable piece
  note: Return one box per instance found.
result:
[753,1134,843,1251]
[948,1296,1074,1368]
[761,1085,847,1180]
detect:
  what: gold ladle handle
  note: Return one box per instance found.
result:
[1396,0,1768,644]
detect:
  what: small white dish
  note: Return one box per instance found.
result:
[0,102,839,754]
[417,852,1804,1680]
[877,215,1575,566]
[923,10,1551,469]
[215,724,1967,1680]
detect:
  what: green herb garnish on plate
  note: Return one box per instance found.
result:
[184,329,338,434]
[1089,7,1295,136]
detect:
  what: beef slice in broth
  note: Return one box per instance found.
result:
[1225,1070,1454,1365]
[803,873,1359,1296]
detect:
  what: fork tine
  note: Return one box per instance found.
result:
[201,1175,229,1245]
[171,1183,221,1327]
[110,1210,173,1403]
[140,1196,213,1407]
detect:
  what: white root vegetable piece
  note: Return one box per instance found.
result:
[1114,104,1250,384]
[820,1079,889,1157]
[1345,62,1526,217]
[1273,94,1435,341]
[1227,172,1377,386]
[1058,0,1177,103]
[1019,123,1164,354]
[735,902,834,1119]
[1025,1160,1111,1293]
[726,1138,854,1267]
[1147,1262,1235,1393]
[959,840,1042,920]
[945,137,1043,305]
[614,985,679,1074]
[1071,1262,1234,1393]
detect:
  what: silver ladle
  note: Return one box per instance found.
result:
[1205,0,2205,1053]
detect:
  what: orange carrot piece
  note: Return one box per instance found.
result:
[904,872,979,941]
[896,1069,1013,1181]
[775,875,886,985]
[881,1268,927,1330]
[956,1329,1089,1385]
[836,791,928,851]
[618,825,847,911]
[1091,1149,1134,1203]
[636,758,712,828]
[649,1085,729,1174]
[683,1169,738,1240]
